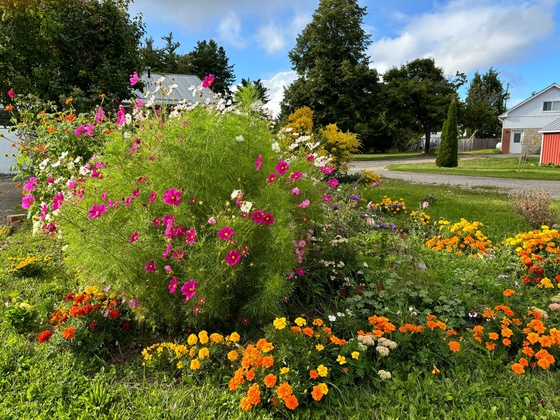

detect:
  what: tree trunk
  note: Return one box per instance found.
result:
[424,127,431,153]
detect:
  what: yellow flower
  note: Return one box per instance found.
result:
[315,344,324,351]
[280,367,290,375]
[210,333,224,344]
[273,317,287,330]
[187,334,198,346]
[294,317,307,327]
[190,359,201,370]
[227,350,239,361]
[318,383,328,395]
[176,361,183,369]
[228,332,240,343]
[337,355,346,365]
[198,330,209,344]
[198,347,210,359]
[317,364,328,377]
[351,351,360,360]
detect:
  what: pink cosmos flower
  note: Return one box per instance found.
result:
[168,278,178,294]
[208,217,216,224]
[267,173,276,184]
[275,161,289,175]
[7,89,15,99]
[162,243,172,259]
[40,203,49,220]
[52,192,64,210]
[225,250,241,266]
[321,167,335,175]
[328,178,339,188]
[263,213,274,225]
[296,267,305,276]
[289,172,302,182]
[185,228,197,245]
[130,71,139,86]
[116,108,126,125]
[131,188,140,198]
[129,232,139,243]
[164,265,173,273]
[95,107,105,122]
[47,177,55,184]
[202,74,215,88]
[307,155,315,162]
[171,250,184,261]
[322,195,332,202]
[255,155,263,171]
[218,226,234,240]
[149,191,157,203]
[181,280,199,300]
[134,99,143,110]
[299,199,310,208]
[87,203,107,219]
[291,187,301,195]
[23,177,37,192]
[145,260,157,272]
[163,189,182,206]
[423,201,430,208]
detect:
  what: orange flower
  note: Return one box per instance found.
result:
[247,383,261,405]
[503,289,516,297]
[256,338,274,352]
[311,385,324,401]
[526,332,540,345]
[240,397,252,411]
[511,363,525,375]
[256,355,274,369]
[448,341,461,352]
[246,369,255,381]
[519,357,529,367]
[522,346,534,357]
[303,327,314,336]
[291,326,302,333]
[309,369,319,379]
[528,319,546,334]
[502,338,511,346]
[62,326,76,340]
[312,318,324,326]
[501,327,513,338]
[539,335,553,347]
[276,382,293,400]
[485,342,496,351]
[488,332,499,340]
[263,373,277,388]
[284,394,299,410]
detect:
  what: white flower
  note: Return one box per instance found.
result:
[235,135,244,142]
[271,142,280,152]
[328,315,336,322]
[240,201,253,213]
[231,189,241,199]
[336,312,345,318]
[377,370,392,380]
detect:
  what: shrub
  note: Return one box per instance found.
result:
[318,123,360,170]
[510,189,558,228]
[435,98,458,168]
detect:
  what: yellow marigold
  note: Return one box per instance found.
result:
[336,355,347,365]
[176,361,183,369]
[280,367,290,375]
[198,347,210,359]
[316,344,325,351]
[228,331,240,343]
[294,317,307,327]
[227,350,239,361]
[318,383,328,395]
[198,330,209,344]
[210,333,224,344]
[351,351,360,359]
[187,334,198,346]
[190,359,200,370]
[317,364,328,377]
[240,397,252,411]
[273,317,287,330]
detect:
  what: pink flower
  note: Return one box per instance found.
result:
[51,192,63,210]
[296,267,305,276]
[95,107,105,122]
[181,280,199,300]
[307,155,315,162]
[321,167,335,175]
[168,278,178,294]
[225,250,241,266]
[21,194,35,210]
[145,260,157,273]
[7,89,15,99]
[47,177,55,184]
[267,173,276,184]
[163,189,182,206]
[130,71,139,86]
[289,172,302,182]
[87,203,107,218]
[116,108,126,125]
[202,74,215,88]
[129,232,139,243]
[251,210,264,224]
[422,201,429,208]
[23,177,37,192]
[328,178,339,189]
[299,199,310,208]
[149,191,157,203]
[291,187,301,195]
[255,155,263,171]
[171,250,184,261]
[218,226,234,240]
[322,195,332,202]
[263,213,274,225]
[185,228,197,245]
[40,203,49,220]
[208,217,217,224]
[162,243,172,259]
[276,160,289,175]
[134,99,143,110]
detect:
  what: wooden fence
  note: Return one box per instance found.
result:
[458,138,500,152]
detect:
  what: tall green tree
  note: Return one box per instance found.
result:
[184,39,235,98]
[236,78,270,104]
[280,0,380,148]
[383,58,460,153]
[139,36,165,73]
[0,0,144,112]
[464,68,507,138]
[436,97,459,167]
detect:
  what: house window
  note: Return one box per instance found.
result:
[543,101,560,111]
[513,132,522,143]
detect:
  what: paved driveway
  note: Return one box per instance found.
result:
[349,156,560,199]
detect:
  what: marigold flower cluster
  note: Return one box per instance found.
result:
[503,226,560,287]
[408,210,431,227]
[425,218,496,256]
[367,196,407,215]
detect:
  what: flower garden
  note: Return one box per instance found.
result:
[1,75,560,418]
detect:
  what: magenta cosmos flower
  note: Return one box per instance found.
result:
[21,194,35,209]
[218,226,235,240]
[168,278,178,294]
[163,188,182,206]
[225,250,241,266]
[275,160,289,175]
[328,178,339,189]
[129,231,139,243]
[181,280,199,300]
[145,260,157,273]
[130,71,139,86]
[289,172,302,182]
[87,203,106,219]
[202,74,215,88]
[267,173,276,184]
[185,228,197,245]
[255,155,263,171]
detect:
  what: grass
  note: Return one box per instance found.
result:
[387,156,560,180]
[2,182,560,418]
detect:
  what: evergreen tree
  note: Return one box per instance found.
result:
[236,78,270,104]
[436,97,459,167]
[281,0,380,147]
[184,39,235,98]
[464,68,508,138]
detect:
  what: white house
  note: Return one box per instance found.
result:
[498,83,560,154]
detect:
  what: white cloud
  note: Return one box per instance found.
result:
[262,71,298,117]
[217,12,246,48]
[256,23,287,53]
[368,0,556,75]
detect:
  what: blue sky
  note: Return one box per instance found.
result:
[128,0,560,116]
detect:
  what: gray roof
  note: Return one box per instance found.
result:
[499,82,560,119]
[135,72,215,105]
[539,117,560,133]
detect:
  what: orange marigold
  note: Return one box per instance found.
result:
[488,332,499,341]
[284,394,299,410]
[263,373,277,388]
[503,289,516,297]
[309,369,319,380]
[311,385,324,401]
[240,397,252,411]
[448,341,461,352]
[247,383,261,405]
[62,326,76,340]
[276,382,293,400]
[519,357,529,367]
[256,338,274,352]
[312,318,324,326]
[246,369,256,381]
[511,363,525,375]
[485,342,497,351]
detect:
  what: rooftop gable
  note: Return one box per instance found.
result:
[500,83,560,119]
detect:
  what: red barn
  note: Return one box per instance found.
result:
[539,118,560,165]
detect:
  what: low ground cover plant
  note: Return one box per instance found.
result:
[2,75,560,417]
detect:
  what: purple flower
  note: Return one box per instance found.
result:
[87,203,106,219]
[225,250,241,266]
[163,189,182,206]
[145,260,157,272]
[348,194,361,201]
[181,279,199,300]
